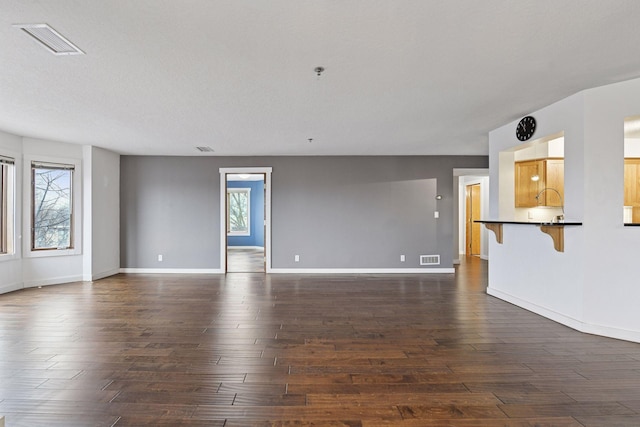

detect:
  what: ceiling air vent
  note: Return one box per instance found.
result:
[14,24,84,55]
[196,146,214,153]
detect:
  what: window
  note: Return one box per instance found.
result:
[1,156,15,255]
[227,188,250,236]
[31,161,74,250]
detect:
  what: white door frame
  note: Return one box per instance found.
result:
[219,167,272,273]
[454,168,489,262]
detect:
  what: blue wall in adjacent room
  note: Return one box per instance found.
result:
[227,179,264,247]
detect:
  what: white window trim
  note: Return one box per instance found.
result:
[23,154,82,258]
[227,187,251,236]
[0,150,18,262]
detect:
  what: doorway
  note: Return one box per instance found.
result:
[454,169,489,263]
[466,183,481,256]
[219,167,272,273]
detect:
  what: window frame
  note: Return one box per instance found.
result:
[0,155,15,257]
[227,187,251,236]
[31,161,75,251]
[24,155,82,258]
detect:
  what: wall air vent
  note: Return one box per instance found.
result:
[420,255,440,265]
[196,146,214,153]
[14,24,84,55]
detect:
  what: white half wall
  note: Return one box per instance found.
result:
[488,77,640,343]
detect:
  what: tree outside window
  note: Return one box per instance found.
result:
[227,188,250,236]
[32,162,74,250]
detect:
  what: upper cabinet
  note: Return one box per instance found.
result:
[515,160,542,207]
[515,159,564,207]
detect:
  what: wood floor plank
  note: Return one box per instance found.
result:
[573,414,640,426]
[0,257,639,424]
[306,392,502,406]
[2,413,121,427]
[362,418,583,426]
[499,402,636,417]
[224,422,361,427]
[397,403,507,419]
[115,418,225,426]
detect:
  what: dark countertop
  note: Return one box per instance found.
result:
[475,220,582,226]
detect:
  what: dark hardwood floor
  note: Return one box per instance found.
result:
[1,257,640,426]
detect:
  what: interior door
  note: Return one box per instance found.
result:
[466,184,481,256]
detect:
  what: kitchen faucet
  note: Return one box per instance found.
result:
[535,187,564,222]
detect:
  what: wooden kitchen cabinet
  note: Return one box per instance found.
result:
[515,159,564,207]
[515,160,542,207]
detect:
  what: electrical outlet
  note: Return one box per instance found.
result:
[434,211,439,218]
[294,255,300,262]
[400,255,405,262]
[158,254,163,262]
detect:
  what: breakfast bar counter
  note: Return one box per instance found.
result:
[475,220,583,252]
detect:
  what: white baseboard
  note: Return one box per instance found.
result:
[268,268,455,274]
[0,281,24,295]
[120,267,454,275]
[453,258,460,265]
[480,254,489,261]
[120,268,224,274]
[487,287,640,344]
[581,322,640,344]
[23,275,83,288]
[83,267,120,282]
[487,287,584,330]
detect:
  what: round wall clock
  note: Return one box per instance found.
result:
[516,116,536,141]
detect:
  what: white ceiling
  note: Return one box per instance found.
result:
[2,1,640,156]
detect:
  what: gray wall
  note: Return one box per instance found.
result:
[120,156,487,269]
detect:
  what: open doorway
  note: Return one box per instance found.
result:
[219,167,272,273]
[226,173,265,272]
[454,169,489,263]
